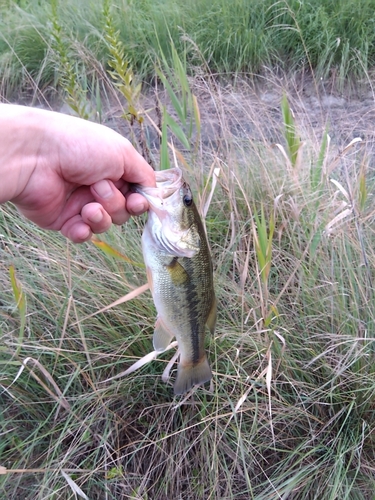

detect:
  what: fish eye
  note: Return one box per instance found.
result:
[181,183,193,207]
[183,195,193,207]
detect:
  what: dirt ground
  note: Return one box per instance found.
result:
[16,71,375,167]
[107,73,375,167]
[189,73,375,152]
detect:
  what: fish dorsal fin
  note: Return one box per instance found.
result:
[206,295,217,335]
[153,316,175,352]
[166,258,190,286]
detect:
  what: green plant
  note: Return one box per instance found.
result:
[2,4,375,497]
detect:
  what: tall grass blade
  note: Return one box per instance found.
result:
[71,282,149,325]
[253,206,274,285]
[61,470,89,500]
[358,159,368,212]
[165,113,190,150]
[91,237,144,267]
[281,94,301,168]
[312,128,330,190]
[160,107,171,170]
[9,265,26,356]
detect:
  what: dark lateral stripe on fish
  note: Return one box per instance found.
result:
[185,257,204,365]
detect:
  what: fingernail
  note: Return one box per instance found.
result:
[132,201,148,215]
[93,180,112,199]
[80,227,92,242]
[88,210,103,224]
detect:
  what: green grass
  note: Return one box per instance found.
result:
[2,61,375,497]
[2,0,375,96]
[2,1,375,497]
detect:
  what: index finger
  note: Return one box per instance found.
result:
[121,139,156,188]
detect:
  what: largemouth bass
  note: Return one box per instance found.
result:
[135,167,216,395]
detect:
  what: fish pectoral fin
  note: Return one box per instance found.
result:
[174,355,212,396]
[206,295,217,335]
[153,317,175,352]
[166,257,190,286]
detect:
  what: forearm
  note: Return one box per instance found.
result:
[0,104,45,204]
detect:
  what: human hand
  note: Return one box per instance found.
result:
[1,105,155,243]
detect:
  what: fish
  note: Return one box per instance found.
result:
[134,167,216,395]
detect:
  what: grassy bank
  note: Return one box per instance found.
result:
[1,0,375,97]
[2,0,375,498]
[2,60,375,496]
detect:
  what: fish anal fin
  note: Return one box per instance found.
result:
[206,294,217,335]
[173,355,212,395]
[166,258,189,286]
[153,317,174,352]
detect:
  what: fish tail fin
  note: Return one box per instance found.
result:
[174,356,212,396]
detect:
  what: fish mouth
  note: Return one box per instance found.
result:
[132,167,183,200]
[132,167,184,220]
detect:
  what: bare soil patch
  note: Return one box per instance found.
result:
[14,73,375,165]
